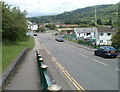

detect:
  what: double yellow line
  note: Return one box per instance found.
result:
[56,62,86,92]
[38,37,86,92]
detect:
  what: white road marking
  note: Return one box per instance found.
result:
[92,59,109,66]
[115,68,120,71]
[79,53,88,58]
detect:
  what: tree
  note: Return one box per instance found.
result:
[90,20,95,26]
[108,19,112,26]
[111,2,120,49]
[2,1,28,42]
[104,18,112,26]
[111,30,120,49]
[45,24,56,30]
[37,26,46,32]
[97,19,102,25]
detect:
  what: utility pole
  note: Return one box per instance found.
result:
[95,5,97,27]
[94,5,97,48]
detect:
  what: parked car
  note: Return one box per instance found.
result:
[94,46,118,58]
[55,37,64,42]
[26,32,34,36]
[34,33,37,36]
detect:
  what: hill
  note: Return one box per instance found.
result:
[28,4,118,27]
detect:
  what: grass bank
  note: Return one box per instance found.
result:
[2,37,35,72]
[0,43,2,74]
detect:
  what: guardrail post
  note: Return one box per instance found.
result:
[38,58,43,67]
[36,50,40,58]
[41,64,48,91]
[36,50,62,92]
[48,84,62,92]
[37,54,42,60]
[36,50,39,55]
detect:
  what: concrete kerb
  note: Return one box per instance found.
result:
[1,48,30,91]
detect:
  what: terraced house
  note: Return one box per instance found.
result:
[74,27,117,45]
[96,27,116,45]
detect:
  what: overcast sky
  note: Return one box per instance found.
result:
[3,0,120,17]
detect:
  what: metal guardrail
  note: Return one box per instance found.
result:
[36,50,62,92]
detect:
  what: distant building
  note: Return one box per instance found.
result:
[27,20,38,31]
[74,28,96,39]
[27,20,33,30]
[31,22,38,31]
[56,24,79,27]
[57,28,74,34]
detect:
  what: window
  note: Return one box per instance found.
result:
[100,33,103,36]
[107,33,111,36]
[99,47,104,51]
[100,40,103,43]
[86,33,90,36]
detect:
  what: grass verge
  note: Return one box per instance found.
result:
[0,43,2,75]
[2,37,35,72]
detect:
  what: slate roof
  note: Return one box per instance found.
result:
[75,27,117,33]
[75,28,96,33]
[97,27,116,33]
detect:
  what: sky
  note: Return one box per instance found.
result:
[3,0,120,17]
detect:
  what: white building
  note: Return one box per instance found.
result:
[74,27,116,45]
[27,20,33,30]
[31,23,38,31]
[27,21,38,31]
[96,27,116,45]
[74,28,96,39]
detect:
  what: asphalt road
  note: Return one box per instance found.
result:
[38,33,119,90]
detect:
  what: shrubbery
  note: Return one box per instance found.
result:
[1,1,28,43]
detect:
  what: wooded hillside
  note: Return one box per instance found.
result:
[28,4,118,27]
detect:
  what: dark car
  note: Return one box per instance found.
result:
[55,37,64,42]
[94,46,118,58]
[34,33,37,36]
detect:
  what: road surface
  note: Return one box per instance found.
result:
[38,33,119,90]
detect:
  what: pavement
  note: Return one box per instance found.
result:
[5,47,40,90]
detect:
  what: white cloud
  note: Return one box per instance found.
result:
[3,0,120,17]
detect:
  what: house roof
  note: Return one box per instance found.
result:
[97,27,116,33]
[57,28,74,31]
[74,28,97,33]
[32,22,38,25]
[75,27,117,33]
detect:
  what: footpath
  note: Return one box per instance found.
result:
[5,36,74,90]
[5,43,40,90]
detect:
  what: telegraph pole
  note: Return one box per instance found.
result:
[94,5,97,48]
[95,5,97,27]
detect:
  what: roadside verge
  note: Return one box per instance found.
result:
[1,48,30,91]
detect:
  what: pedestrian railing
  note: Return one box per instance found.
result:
[36,50,62,92]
